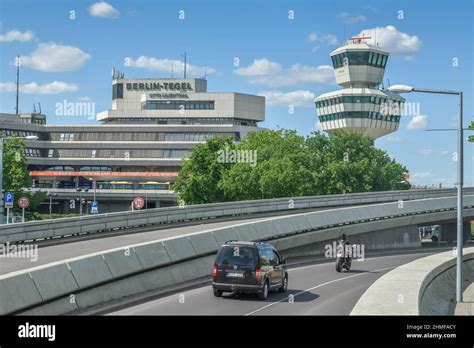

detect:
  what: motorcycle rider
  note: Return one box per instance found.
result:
[338,234,351,269]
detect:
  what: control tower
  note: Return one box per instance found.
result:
[315,36,405,139]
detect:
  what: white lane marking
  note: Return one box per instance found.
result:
[244,265,397,316]
[288,251,434,272]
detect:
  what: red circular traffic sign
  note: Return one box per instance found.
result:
[18,196,30,209]
[132,197,145,210]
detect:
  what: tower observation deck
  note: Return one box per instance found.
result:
[315,36,405,139]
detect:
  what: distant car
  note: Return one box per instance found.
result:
[211,241,288,300]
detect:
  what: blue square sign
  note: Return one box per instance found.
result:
[5,192,14,208]
[91,200,98,214]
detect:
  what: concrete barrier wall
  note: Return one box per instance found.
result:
[1,196,474,315]
[2,188,473,244]
[351,247,474,315]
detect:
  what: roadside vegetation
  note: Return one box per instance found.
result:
[2,135,46,219]
[174,129,411,204]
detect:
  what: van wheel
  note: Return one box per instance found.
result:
[213,289,223,297]
[258,281,269,300]
[279,274,288,293]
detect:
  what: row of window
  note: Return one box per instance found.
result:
[55,149,189,159]
[59,133,74,141]
[143,101,215,110]
[24,148,42,157]
[1,129,40,137]
[51,131,236,142]
[106,118,257,126]
[319,112,401,123]
[316,96,403,108]
[44,166,113,171]
[331,51,388,69]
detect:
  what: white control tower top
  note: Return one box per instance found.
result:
[330,36,389,88]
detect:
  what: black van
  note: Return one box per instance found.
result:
[211,241,288,300]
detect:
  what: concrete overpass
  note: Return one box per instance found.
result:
[2,188,473,245]
[1,194,473,315]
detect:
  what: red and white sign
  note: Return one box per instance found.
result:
[132,197,145,210]
[18,196,30,209]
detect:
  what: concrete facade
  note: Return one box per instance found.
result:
[0,76,265,213]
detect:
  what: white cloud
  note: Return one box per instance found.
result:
[387,135,402,142]
[0,82,16,92]
[320,34,339,45]
[21,43,91,72]
[234,59,334,87]
[413,172,433,179]
[315,121,323,131]
[233,58,280,76]
[308,33,339,45]
[308,32,318,42]
[417,149,433,156]
[337,12,367,25]
[125,56,216,77]
[355,26,422,55]
[88,2,120,19]
[440,150,449,156]
[77,96,92,101]
[406,115,428,130]
[0,30,34,42]
[259,90,315,107]
[0,81,78,94]
[21,81,78,94]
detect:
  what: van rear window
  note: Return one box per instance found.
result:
[215,246,258,266]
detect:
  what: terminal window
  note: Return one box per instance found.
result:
[144,101,215,110]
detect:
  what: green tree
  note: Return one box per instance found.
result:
[2,136,46,217]
[174,129,411,204]
[306,131,410,194]
[173,136,234,204]
[469,121,474,143]
[219,129,317,200]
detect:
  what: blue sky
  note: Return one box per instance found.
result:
[0,0,472,186]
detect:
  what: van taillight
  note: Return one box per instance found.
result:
[255,268,262,280]
[212,265,218,277]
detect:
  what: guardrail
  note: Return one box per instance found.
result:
[351,247,474,315]
[1,188,473,245]
[2,195,474,315]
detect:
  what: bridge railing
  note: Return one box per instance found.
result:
[1,188,473,244]
[1,195,474,315]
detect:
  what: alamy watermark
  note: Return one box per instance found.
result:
[55,98,95,120]
[324,242,365,261]
[217,147,257,167]
[0,242,38,262]
[380,100,421,117]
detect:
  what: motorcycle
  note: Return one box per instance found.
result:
[335,240,351,272]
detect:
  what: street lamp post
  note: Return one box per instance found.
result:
[388,85,464,302]
[47,192,58,219]
[0,135,39,222]
[76,188,89,216]
[88,177,97,214]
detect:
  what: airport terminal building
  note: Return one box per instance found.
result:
[0,76,265,213]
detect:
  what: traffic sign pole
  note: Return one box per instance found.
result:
[132,197,145,210]
[5,192,14,224]
[18,196,30,224]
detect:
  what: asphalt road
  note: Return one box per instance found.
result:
[109,251,433,315]
[0,216,271,275]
